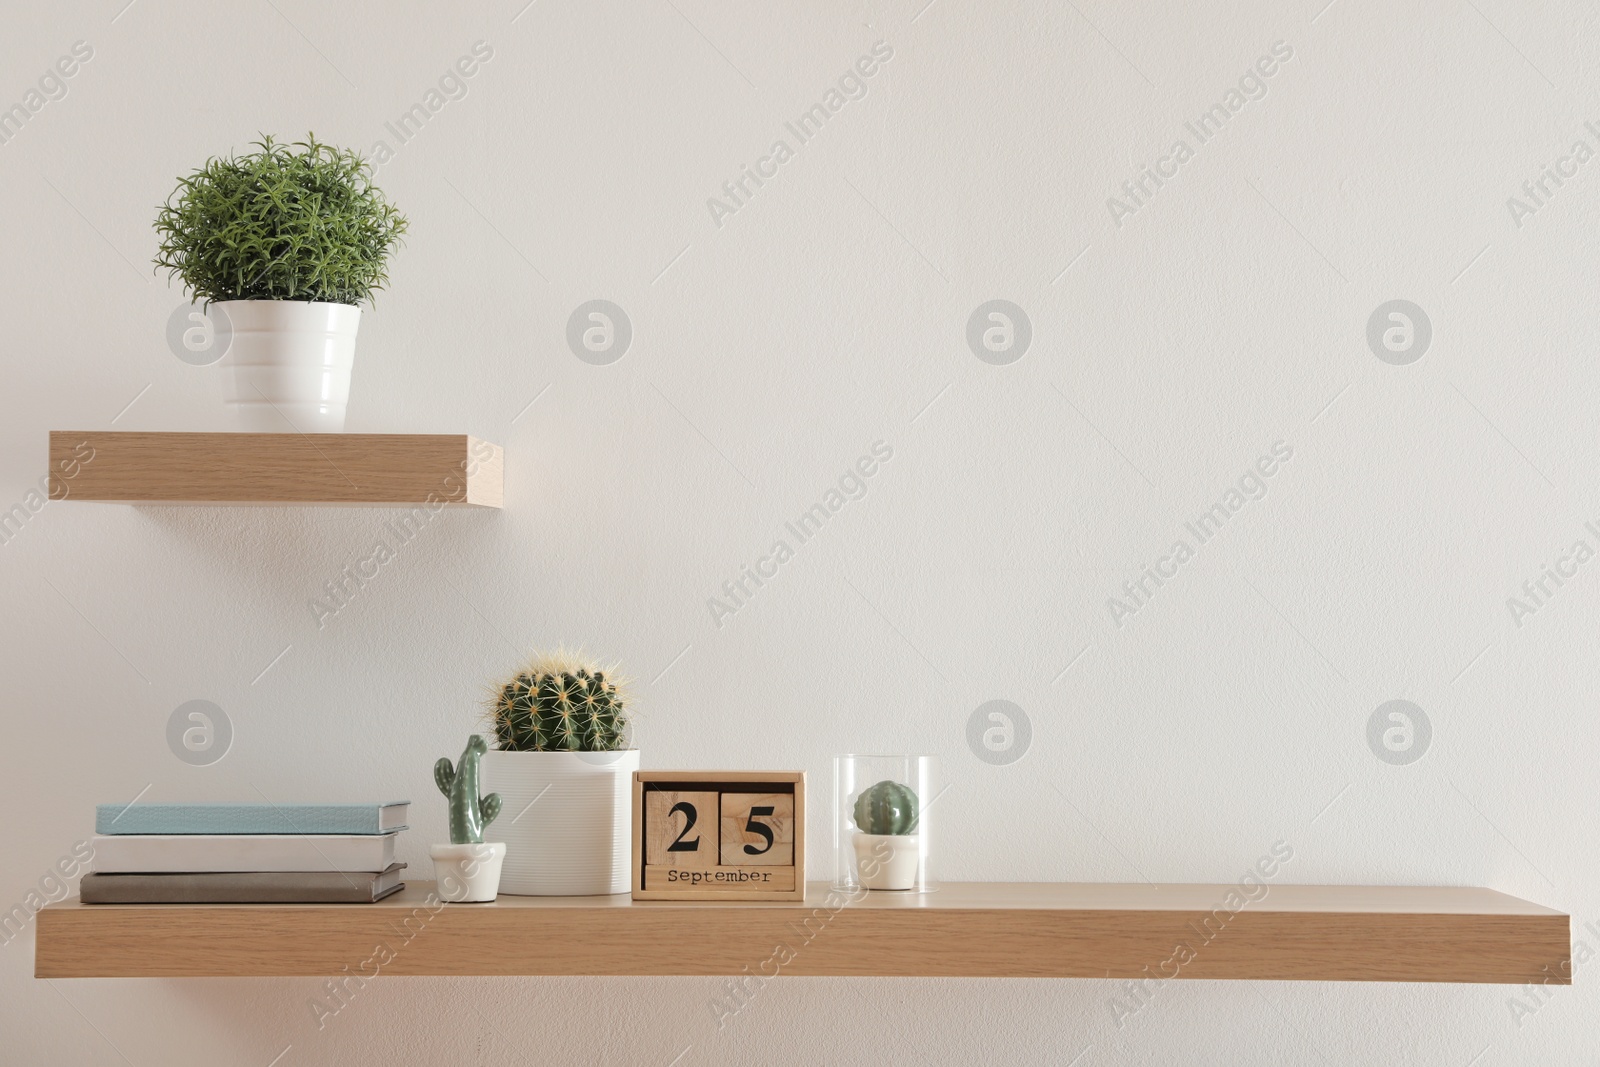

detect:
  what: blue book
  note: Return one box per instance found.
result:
[95,801,409,836]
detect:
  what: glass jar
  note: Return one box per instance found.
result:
[832,755,935,893]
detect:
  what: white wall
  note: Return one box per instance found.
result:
[2,0,1596,1062]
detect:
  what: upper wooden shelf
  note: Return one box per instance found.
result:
[49,432,502,508]
[35,881,1568,982]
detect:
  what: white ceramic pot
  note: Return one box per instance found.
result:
[482,749,639,895]
[854,832,920,890]
[214,300,361,432]
[430,842,506,903]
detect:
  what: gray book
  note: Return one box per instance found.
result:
[79,863,406,904]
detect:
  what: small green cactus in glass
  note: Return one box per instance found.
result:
[853,780,919,836]
[486,651,631,752]
[434,735,502,845]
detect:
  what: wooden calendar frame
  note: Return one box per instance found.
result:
[631,771,805,901]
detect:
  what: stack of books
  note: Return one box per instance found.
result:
[82,801,410,904]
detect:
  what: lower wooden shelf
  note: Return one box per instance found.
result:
[35,881,1568,982]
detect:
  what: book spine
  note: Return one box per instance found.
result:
[90,834,395,873]
[80,874,382,904]
[94,805,401,835]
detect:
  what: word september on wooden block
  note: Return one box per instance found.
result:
[632,771,805,901]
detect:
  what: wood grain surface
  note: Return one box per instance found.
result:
[35,881,1568,981]
[48,432,503,507]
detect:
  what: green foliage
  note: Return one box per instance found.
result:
[487,652,631,753]
[153,134,407,306]
[434,735,502,845]
[853,780,918,836]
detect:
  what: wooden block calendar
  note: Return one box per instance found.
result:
[631,771,805,901]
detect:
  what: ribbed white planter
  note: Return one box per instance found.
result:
[482,750,638,896]
[215,300,360,432]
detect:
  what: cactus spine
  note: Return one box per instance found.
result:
[434,735,502,844]
[487,653,630,752]
[853,780,919,836]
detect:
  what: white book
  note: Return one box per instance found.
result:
[90,833,398,874]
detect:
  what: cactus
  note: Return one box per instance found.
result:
[434,735,502,845]
[486,652,631,752]
[853,780,919,836]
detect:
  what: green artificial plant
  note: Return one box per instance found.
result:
[153,134,407,306]
[434,735,502,845]
[852,780,919,836]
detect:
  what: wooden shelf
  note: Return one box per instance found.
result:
[49,432,502,507]
[35,882,1568,982]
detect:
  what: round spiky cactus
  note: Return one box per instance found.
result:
[853,780,918,836]
[487,652,631,752]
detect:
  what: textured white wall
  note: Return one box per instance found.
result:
[2,0,1596,1062]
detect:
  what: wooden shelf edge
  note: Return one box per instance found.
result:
[34,881,1570,983]
[47,431,504,508]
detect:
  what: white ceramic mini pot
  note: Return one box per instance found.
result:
[853,833,920,890]
[430,842,506,903]
[482,749,639,895]
[214,300,361,432]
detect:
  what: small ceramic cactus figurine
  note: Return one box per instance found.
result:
[435,735,503,844]
[851,780,921,891]
[853,780,918,836]
[431,735,507,902]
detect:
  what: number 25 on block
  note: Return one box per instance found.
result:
[632,771,805,901]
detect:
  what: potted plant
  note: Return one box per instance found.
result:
[480,652,638,895]
[852,780,920,890]
[153,134,408,432]
[431,735,506,902]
